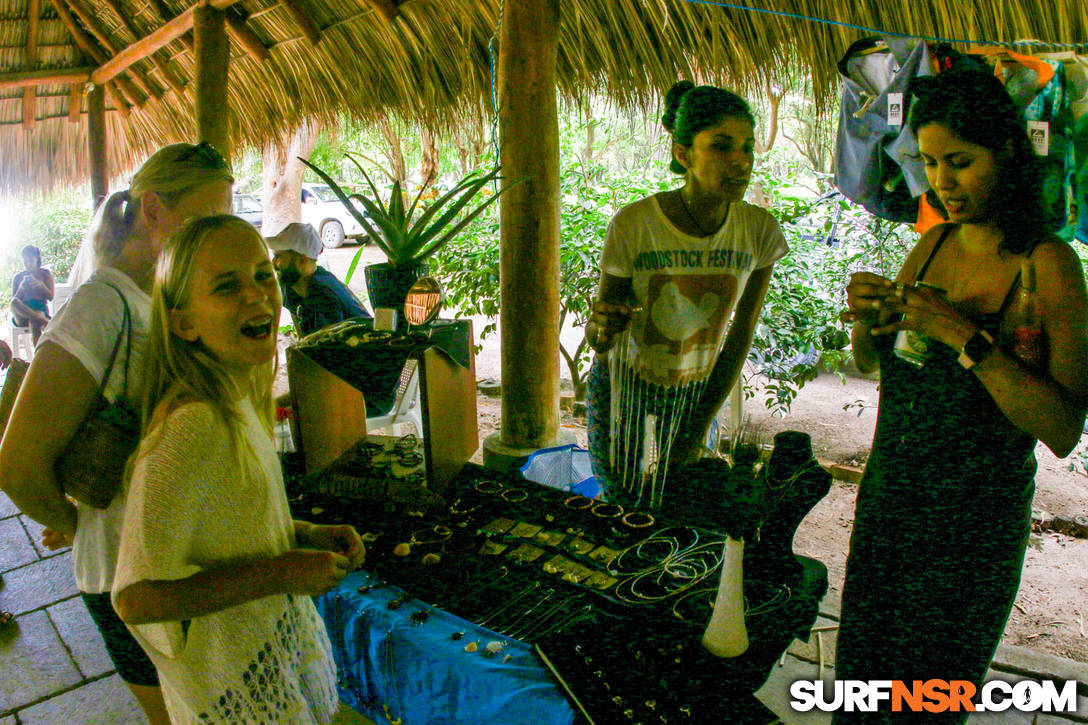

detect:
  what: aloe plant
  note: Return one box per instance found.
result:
[299,153,520,279]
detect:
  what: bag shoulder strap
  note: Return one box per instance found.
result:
[95,282,133,399]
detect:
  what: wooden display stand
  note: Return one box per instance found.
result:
[286,322,478,496]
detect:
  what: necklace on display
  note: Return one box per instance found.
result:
[678,191,721,237]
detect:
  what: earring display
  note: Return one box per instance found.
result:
[289,430,830,724]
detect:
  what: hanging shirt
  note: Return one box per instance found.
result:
[1000,55,1074,235]
[600,196,787,388]
[834,36,935,223]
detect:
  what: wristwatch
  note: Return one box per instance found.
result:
[958,329,996,369]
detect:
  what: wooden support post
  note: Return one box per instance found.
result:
[483,0,567,469]
[22,89,36,129]
[67,82,82,122]
[87,84,108,208]
[23,0,39,128]
[193,4,231,162]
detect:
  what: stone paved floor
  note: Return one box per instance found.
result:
[1,478,1083,724]
[0,488,373,724]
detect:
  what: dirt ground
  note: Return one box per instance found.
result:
[472,368,1088,665]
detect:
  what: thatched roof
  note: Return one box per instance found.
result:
[1,0,1086,194]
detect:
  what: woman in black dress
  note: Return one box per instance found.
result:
[836,69,1088,722]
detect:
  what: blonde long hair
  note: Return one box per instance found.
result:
[89,142,234,267]
[140,215,276,464]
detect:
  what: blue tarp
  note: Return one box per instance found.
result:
[315,570,575,725]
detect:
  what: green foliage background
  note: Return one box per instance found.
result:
[0,187,93,310]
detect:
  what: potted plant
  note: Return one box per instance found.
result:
[299,153,519,310]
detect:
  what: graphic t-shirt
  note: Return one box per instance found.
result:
[600,196,788,387]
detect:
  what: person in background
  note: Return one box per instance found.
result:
[266,222,370,337]
[0,142,235,725]
[113,214,363,723]
[836,70,1088,723]
[11,245,54,344]
[584,81,787,507]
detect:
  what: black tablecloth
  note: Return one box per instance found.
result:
[289,462,828,724]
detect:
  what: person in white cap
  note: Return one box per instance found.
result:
[265,223,370,336]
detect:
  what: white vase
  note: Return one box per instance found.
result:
[702,536,749,657]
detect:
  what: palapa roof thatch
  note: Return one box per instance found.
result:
[0,0,1086,194]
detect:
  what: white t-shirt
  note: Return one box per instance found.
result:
[601,196,788,387]
[38,267,150,594]
[113,398,338,724]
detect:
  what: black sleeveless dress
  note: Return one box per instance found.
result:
[833,231,1037,723]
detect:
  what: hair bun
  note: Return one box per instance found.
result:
[661,80,696,132]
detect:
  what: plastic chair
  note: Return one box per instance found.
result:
[366,359,423,437]
[9,325,33,360]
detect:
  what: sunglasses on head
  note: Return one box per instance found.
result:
[174,141,228,169]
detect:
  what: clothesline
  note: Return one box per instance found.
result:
[681,0,1088,50]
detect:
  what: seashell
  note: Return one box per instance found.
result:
[502,654,513,663]
[393,543,412,557]
[464,641,478,653]
[484,641,504,655]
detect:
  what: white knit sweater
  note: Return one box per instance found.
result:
[113,398,338,724]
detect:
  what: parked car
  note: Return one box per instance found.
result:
[232,193,263,229]
[300,183,369,248]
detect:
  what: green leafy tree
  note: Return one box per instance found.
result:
[433,114,673,400]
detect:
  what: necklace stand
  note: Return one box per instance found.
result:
[748,431,832,580]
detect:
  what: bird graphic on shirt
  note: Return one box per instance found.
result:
[650,281,719,342]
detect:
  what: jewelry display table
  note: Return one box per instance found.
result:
[292,457,829,724]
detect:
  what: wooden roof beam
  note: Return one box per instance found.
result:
[363,0,402,22]
[0,67,93,90]
[100,0,187,94]
[92,0,243,86]
[49,0,145,107]
[105,82,130,116]
[279,0,321,45]
[145,0,194,51]
[58,0,158,101]
[225,11,269,62]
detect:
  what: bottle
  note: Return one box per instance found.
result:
[1009,257,1047,370]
